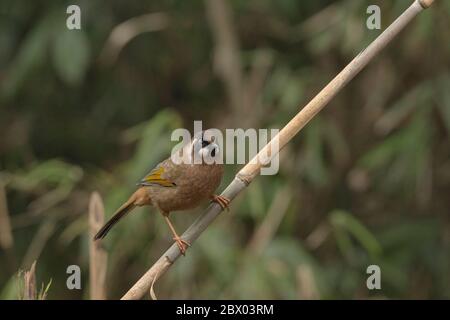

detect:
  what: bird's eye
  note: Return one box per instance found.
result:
[201,140,210,148]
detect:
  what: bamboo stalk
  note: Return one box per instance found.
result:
[89,192,108,300]
[0,182,13,250]
[99,13,169,66]
[121,0,434,300]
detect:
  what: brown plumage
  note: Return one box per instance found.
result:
[94,130,229,255]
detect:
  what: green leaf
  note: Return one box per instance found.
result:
[247,180,266,219]
[0,274,20,300]
[38,278,52,300]
[124,109,182,183]
[2,17,52,98]
[52,29,90,85]
[330,210,382,259]
[434,73,450,135]
[303,118,329,186]
[9,159,83,191]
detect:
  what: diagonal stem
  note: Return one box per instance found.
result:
[121,0,434,300]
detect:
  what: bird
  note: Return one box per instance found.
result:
[93,130,230,255]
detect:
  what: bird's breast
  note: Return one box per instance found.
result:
[149,163,223,213]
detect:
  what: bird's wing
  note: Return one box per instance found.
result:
[137,159,179,187]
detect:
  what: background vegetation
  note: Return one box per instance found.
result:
[1,0,449,299]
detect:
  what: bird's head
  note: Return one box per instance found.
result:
[189,130,220,164]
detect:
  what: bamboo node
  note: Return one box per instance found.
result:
[418,0,434,9]
[236,173,253,186]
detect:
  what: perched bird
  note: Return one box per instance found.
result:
[94,130,229,255]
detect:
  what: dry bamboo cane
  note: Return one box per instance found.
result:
[89,192,108,300]
[121,0,435,300]
[23,261,37,300]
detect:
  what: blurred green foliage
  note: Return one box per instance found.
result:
[0,0,449,299]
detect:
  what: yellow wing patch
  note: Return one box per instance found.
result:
[139,166,176,187]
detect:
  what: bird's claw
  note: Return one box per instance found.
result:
[173,236,190,256]
[211,195,231,211]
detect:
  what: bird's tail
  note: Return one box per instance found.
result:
[94,195,137,240]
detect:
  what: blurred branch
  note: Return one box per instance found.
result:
[296,264,319,300]
[205,0,243,115]
[223,185,292,298]
[11,187,73,229]
[246,185,292,255]
[23,261,36,300]
[99,12,169,66]
[242,50,273,127]
[121,0,433,300]
[21,220,55,269]
[205,0,273,127]
[305,222,330,250]
[0,182,13,250]
[298,3,339,34]
[89,192,108,300]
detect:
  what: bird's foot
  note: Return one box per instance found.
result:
[210,194,231,211]
[173,236,190,256]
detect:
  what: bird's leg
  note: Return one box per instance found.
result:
[161,212,190,255]
[210,194,231,211]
